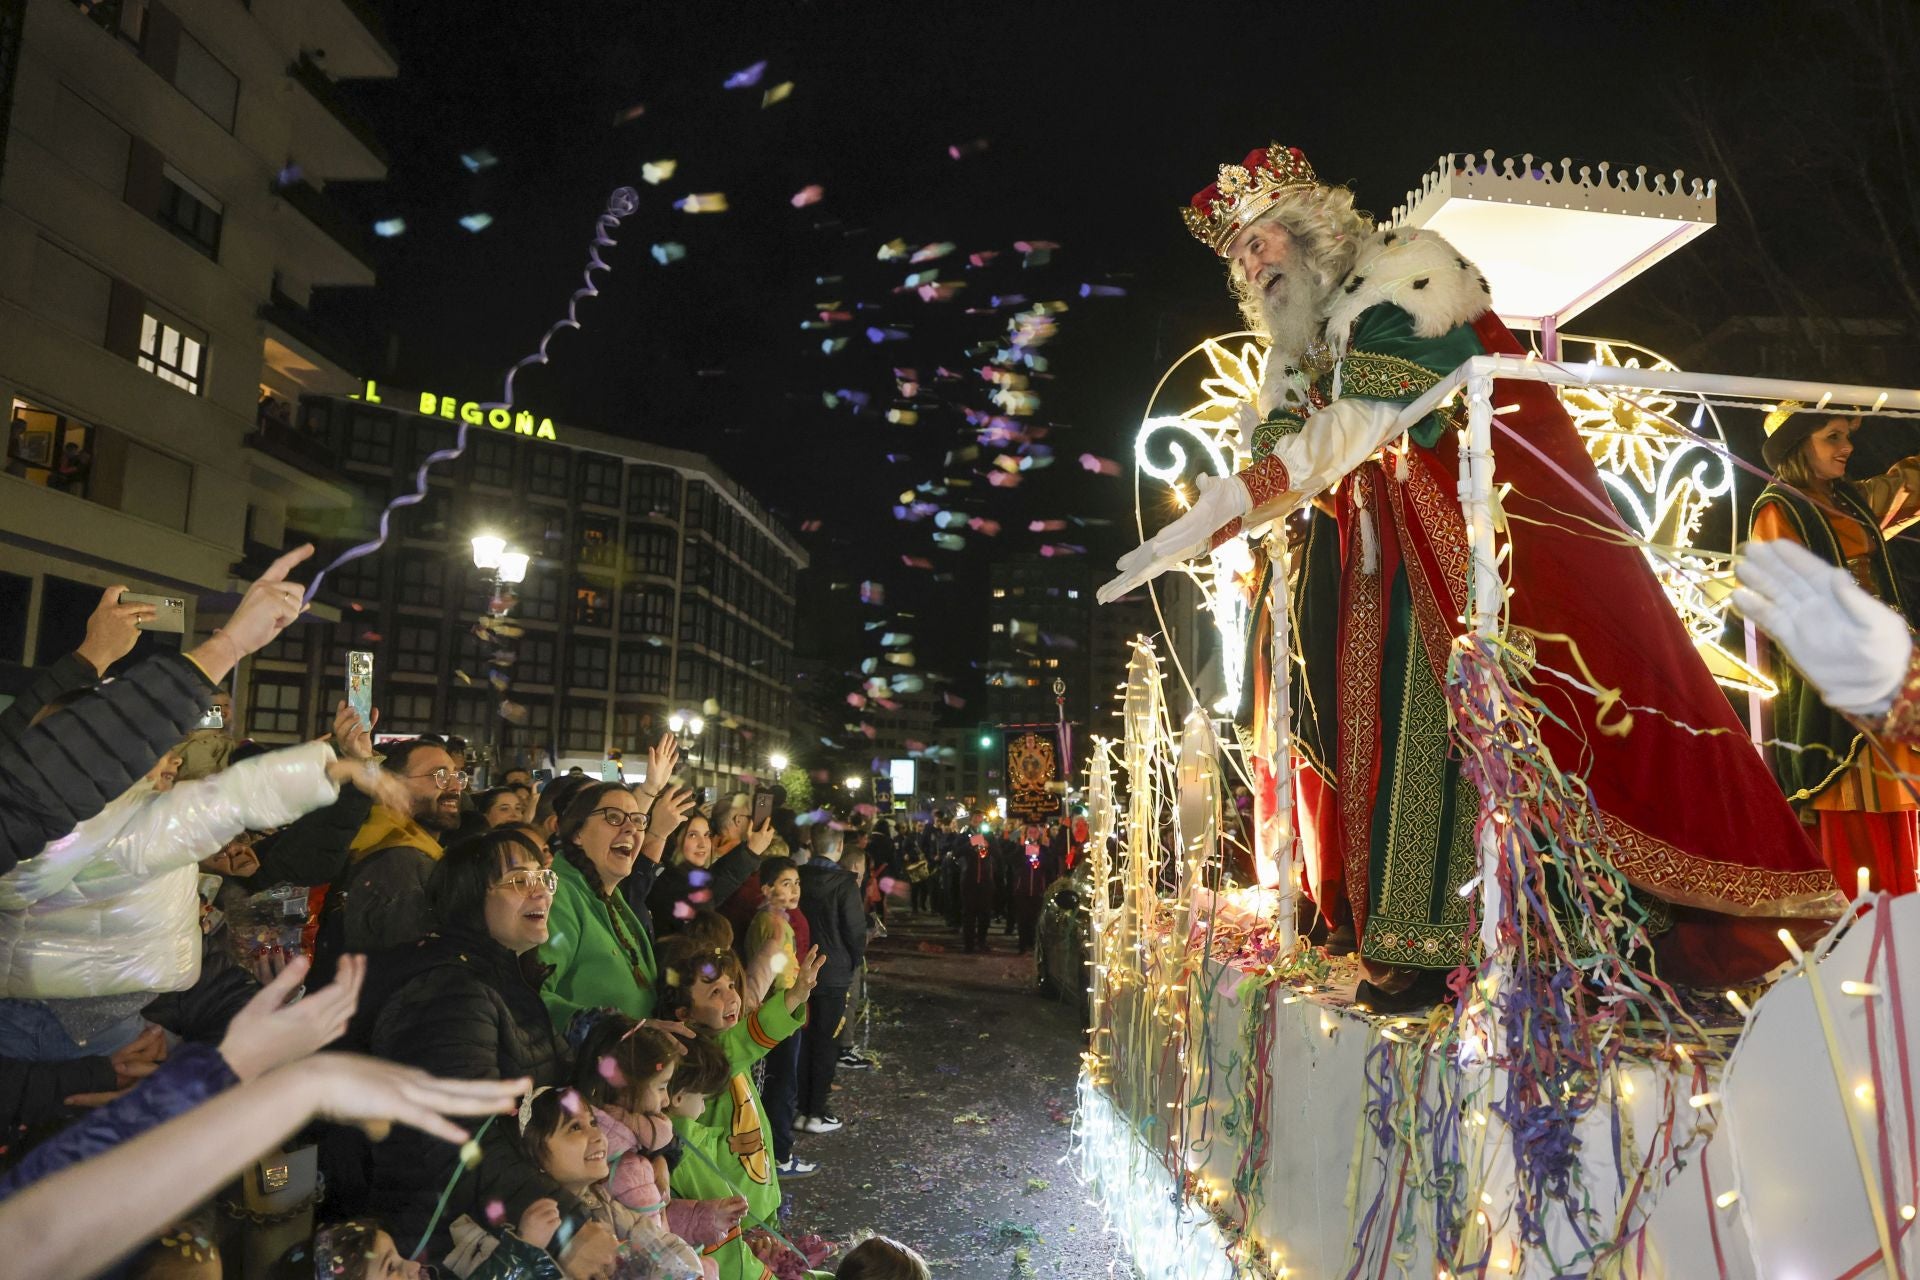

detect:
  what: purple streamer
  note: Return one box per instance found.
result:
[304,187,641,604]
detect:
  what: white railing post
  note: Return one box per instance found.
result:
[1460,372,1505,954]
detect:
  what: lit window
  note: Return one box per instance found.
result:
[137,309,204,394]
[991,622,1005,633]
[991,588,1006,598]
[1046,659,1060,668]
[1067,590,1080,599]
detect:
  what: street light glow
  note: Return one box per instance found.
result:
[668,712,687,733]
[844,776,861,792]
[979,734,993,749]
[770,753,789,771]
[470,534,506,570]
[497,551,530,584]
[688,716,706,735]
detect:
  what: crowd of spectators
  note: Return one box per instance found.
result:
[0,547,929,1280]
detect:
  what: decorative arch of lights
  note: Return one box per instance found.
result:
[1132,330,1769,712]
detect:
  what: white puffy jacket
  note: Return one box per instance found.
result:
[0,740,339,1000]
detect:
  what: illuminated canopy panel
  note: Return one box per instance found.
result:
[1387,152,1716,330]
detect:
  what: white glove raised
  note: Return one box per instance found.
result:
[1732,538,1913,716]
[1098,471,1251,604]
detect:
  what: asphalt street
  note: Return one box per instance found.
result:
[779,904,1140,1280]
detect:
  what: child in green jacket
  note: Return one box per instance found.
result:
[656,934,824,1280]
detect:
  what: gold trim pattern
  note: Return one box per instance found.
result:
[1338,466,1387,934]
[1251,411,1307,461]
[1361,604,1479,970]
[1340,350,1444,402]
[1242,453,1292,508]
[1599,810,1840,915]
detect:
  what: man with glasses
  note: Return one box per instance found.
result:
[333,739,470,956]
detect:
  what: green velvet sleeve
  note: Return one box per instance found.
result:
[1337,304,1485,448]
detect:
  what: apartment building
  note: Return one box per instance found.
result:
[0,0,391,678]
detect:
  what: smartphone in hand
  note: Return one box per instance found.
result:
[345,650,374,734]
[752,789,775,827]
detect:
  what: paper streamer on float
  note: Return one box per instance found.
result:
[304,187,642,604]
[1174,706,1220,943]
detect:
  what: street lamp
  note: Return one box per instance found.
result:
[769,752,789,772]
[471,533,531,784]
[843,776,861,794]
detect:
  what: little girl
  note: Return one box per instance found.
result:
[743,858,810,1177]
[573,1019,716,1280]
[518,1087,704,1280]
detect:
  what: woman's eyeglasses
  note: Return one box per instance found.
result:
[494,868,558,895]
[589,807,648,830]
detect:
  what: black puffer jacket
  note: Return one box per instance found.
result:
[359,930,575,1255]
[797,861,866,989]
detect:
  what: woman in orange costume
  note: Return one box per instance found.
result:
[1750,406,1920,898]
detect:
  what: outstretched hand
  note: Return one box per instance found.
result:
[786,946,827,1011]
[287,1054,526,1145]
[1098,471,1252,604]
[1734,538,1912,715]
[219,954,364,1081]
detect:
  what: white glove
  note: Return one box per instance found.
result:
[1732,538,1912,716]
[1098,471,1251,604]
[1225,399,1261,457]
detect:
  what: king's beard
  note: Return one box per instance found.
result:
[1257,278,1331,372]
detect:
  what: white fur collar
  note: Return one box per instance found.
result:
[1323,228,1491,358]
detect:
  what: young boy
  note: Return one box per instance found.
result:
[656,934,824,1280]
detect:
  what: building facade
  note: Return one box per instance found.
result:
[251,385,807,797]
[0,0,390,681]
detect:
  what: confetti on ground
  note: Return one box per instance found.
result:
[1025,1178,1050,1193]
[953,1112,989,1126]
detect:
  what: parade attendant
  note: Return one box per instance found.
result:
[957,820,997,953]
[1010,831,1048,955]
[539,784,660,1029]
[655,936,819,1280]
[1104,142,1836,1002]
[1750,407,1920,898]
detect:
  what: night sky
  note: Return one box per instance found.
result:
[314,0,1919,715]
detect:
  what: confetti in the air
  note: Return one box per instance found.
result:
[459,148,498,173]
[614,103,647,125]
[1079,453,1121,476]
[1079,283,1127,298]
[790,185,825,208]
[761,81,794,107]
[641,160,677,185]
[373,218,406,238]
[458,213,494,233]
[724,60,768,89]
[650,242,688,265]
[674,193,729,214]
[948,138,990,160]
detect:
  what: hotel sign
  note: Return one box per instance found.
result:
[356,380,560,441]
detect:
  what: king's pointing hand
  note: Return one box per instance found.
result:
[1097,471,1252,604]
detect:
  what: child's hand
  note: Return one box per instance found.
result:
[642,1018,695,1051]
[518,1198,561,1250]
[716,1195,748,1230]
[786,946,826,1011]
[558,1220,620,1279]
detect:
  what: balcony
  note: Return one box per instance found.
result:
[286,55,388,182]
[268,178,375,287]
[298,0,400,81]
[260,294,367,395]
[242,412,356,513]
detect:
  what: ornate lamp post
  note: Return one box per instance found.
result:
[471,533,530,784]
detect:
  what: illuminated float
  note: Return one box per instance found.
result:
[1079,152,1920,1278]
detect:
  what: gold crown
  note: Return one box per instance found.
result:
[1181,144,1319,254]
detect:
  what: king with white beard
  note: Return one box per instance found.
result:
[1103,144,1838,1008]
